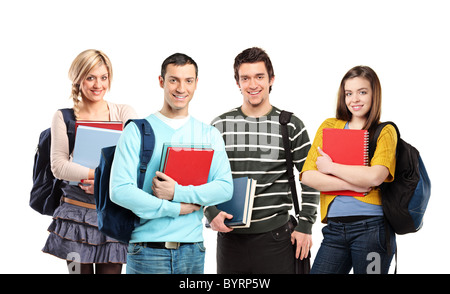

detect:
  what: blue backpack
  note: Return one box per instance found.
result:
[94,119,155,243]
[369,121,431,235]
[30,108,76,216]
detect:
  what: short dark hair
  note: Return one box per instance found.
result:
[234,47,275,93]
[161,53,198,80]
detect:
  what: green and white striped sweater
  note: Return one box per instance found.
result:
[205,106,319,234]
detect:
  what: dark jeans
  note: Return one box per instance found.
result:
[311,216,396,274]
[217,222,295,274]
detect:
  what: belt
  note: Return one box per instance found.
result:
[62,197,96,210]
[136,242,194,250]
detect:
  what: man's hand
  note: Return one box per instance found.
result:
[291,231,312,260]
[179,203,201,215]
[209,211,234,233]
[152,171,176,200]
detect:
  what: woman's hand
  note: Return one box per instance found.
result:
[316,147,334,175]
[79,179,95,194]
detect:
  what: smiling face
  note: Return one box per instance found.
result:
[237,61,274,113]
[80,64,109,103]
[159,63,198,118]
[344,77,373,122]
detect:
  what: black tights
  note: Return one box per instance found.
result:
[67,261,123,274]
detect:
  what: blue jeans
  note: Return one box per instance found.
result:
[126,242,206,274]
[311,216,396,274]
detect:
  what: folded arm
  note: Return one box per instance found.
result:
[149,126,233,207]
[110,123,181,220]
[316,147,389,188]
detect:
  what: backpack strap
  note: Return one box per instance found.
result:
[279,110,301,219]
[125,119,155,189]
[368,120,400,273]
[59,108,76,154]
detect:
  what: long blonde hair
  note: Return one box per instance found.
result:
[68,49,113,119]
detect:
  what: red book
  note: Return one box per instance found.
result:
[160,144,214,186]
[322,128,369,197]
[75,121,123,135]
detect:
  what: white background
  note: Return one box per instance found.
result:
[0,0,448,274]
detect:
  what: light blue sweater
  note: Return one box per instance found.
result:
[110,114,233,243]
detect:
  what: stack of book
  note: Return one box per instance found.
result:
[159,143,215,186]
[205,177,257,228]
[70,121,123,185]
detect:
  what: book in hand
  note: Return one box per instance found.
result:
[75,120,123,134]
[206,177,257,228]
[70,125,122,185]
[322,128,369,197]
[159,143,214,186]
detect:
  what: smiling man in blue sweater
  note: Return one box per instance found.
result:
[110,53,233,274]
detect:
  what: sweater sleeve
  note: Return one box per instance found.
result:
[300,118,338,177]
[110,122,181,220]
[370,124,397,182]
[50,110,90,181]
[290,115,320,234]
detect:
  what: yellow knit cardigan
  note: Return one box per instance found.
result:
[300,118,398,223]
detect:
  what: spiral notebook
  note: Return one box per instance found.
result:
[322,128,369,197]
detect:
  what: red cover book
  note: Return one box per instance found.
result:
[161,146,214,186]
[75,121,123,135]
[322,128,369,197]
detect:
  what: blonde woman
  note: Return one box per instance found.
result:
[42,49,137,274]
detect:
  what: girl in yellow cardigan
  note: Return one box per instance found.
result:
[301,66,397,274]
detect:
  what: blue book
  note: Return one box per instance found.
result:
[70,126,122,185]
[212,177,256,228]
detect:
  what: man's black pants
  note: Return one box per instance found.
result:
[216,222,295,274]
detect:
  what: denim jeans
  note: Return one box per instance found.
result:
[126,242,206,274]
[311,216,396,274]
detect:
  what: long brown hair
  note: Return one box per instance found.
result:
[336,65,382,139]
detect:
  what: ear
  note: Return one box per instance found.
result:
[158,76,164,88]
[269,75,275,86]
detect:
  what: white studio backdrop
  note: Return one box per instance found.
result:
[0,0,448,274]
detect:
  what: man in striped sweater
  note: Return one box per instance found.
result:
[205,47,320,274]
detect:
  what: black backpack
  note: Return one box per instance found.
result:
[30,108,76,216]
[369,121,431,235]
[94,119,155,243]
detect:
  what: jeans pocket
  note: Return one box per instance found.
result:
[127,243,143,255]
[271,223,291,242]
[375,222,396,254]
[195,241,206,252]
